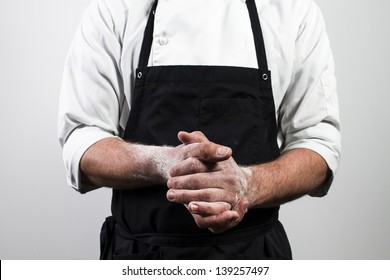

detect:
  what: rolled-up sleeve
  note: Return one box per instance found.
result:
[278,2,341,196]
[58,0,123,191]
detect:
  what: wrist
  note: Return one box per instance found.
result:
[129,144,175,184]
[153,146,176,182]
[240,166,256,208]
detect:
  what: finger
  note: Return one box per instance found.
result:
[166,188,217,204]
[167,174,239,204]
[170,157,216,177]
[188,201,231,216]
[168,172,233,192]
[208,199,249,233]
[209,198,249,233]
[233,198,249,217]
[178,131,232,162]
[166,188,237,206]
[192,210,239,230]
[167,173,215,190]
[178,131,208,145]
[168,172,224,192]
[182,141,232,162]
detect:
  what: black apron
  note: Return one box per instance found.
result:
[100,0,292,260]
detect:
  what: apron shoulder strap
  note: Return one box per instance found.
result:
[246,0,269,70]
[138,0,159,68]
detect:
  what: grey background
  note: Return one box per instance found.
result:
[0,0,389,259]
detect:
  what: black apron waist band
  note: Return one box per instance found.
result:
[115,218,277,247]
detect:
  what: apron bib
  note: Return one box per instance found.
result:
[101,0,292,260]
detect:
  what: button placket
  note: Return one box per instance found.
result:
[155,1,169,47]
[152,0,172,64]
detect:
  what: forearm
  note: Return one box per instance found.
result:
[166,135,330,232]
[79,132,231,192]
[80,137,173,191]
[247,148,328,208]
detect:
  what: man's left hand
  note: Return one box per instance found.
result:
[166,131,251,233]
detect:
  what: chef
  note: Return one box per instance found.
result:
[58,0,341,259]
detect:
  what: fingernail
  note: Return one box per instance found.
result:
[190,204,199,212]
[217,146,229,157]
[167,190,175,201]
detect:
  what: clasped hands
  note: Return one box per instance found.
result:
[166,131,252,233]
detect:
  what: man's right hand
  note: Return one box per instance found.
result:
[167,131,249,233]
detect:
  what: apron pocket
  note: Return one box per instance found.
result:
[199,98,266,165]
[100,216,115,260]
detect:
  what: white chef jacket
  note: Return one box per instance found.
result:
[58,0,341,196]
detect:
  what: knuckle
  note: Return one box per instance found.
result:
[167,178,175,188]
[226,174,237,185]
[198,203,210,215]
[194,131,205,138]
[199,142,208,159]
[187,176,198,190]
[167,179,173,189]
[182,146,190,159]
[189,157,199,171]
[201,142,215,160]
[195,218,208,229]
[170,178,180,189]
[222,202,232,211]
[227,193,239,206]
[170,166,179,176]
[201,190,213,202]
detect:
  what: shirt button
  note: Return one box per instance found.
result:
[158,37,168,46]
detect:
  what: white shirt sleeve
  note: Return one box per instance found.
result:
[277,1,341,196]
[58,0,123,192]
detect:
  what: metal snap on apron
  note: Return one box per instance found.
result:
[101,0,292,260]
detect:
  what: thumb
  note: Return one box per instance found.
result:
[178,131,232,162]
[178,131,208,145]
